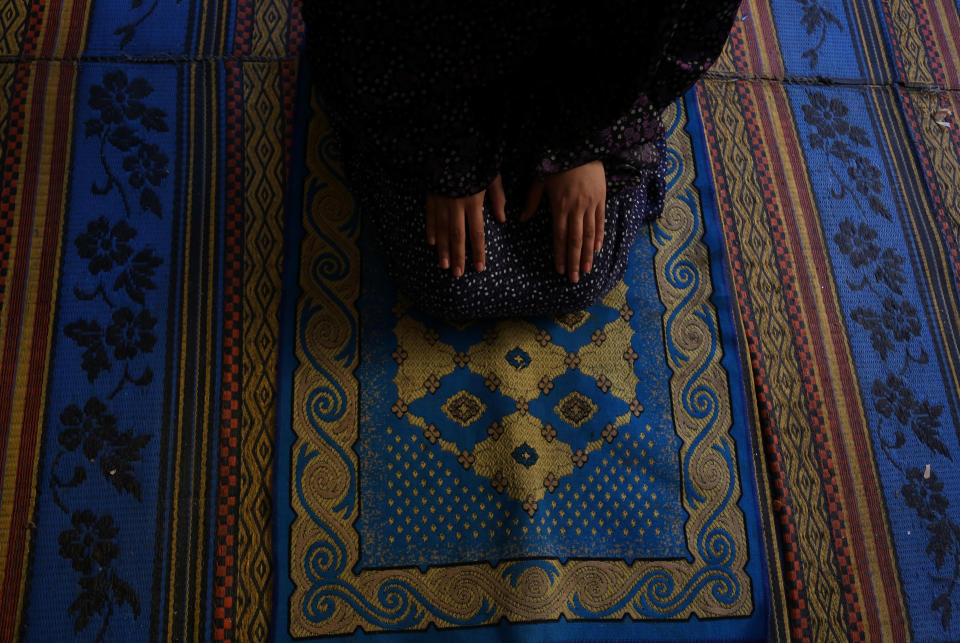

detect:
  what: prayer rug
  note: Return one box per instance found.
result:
[273,66,777,641]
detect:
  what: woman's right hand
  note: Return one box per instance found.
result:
[520,160,606,284]
[425,174,507,278]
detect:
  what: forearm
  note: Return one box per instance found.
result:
[523,1,741,180]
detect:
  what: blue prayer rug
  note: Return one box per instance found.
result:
[273,74,775,641]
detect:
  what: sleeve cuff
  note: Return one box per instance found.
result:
[532,93,664,181]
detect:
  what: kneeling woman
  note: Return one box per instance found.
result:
[304,2,741,319]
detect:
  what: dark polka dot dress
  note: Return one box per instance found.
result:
[303,1,741,319]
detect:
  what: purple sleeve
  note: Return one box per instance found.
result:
[525,1,743,180]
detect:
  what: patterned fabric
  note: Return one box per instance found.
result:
[302,3,741,319]
[0,2,298,641]
[356,141,666,320]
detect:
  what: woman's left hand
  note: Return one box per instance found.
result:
[520,160,606,283]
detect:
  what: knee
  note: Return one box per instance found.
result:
[388,267,472,319]
[554,281,611,314]
[553,257,627,314]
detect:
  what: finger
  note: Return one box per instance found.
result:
[582,205,596,275]
[567,207,584,283]
[425,196,436,246]
[596,200,605,253]
[436,207,450,270]
[467,202,486,272]
[488,173,507,223]
[450,205,467,278]
[552,201,568,275]
[520,181,544,222]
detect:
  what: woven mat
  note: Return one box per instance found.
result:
[0,2,299,640]
[703,1,960,640]
[4,1,960,641]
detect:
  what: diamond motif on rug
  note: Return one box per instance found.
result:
[554,391,598,428]
[504,346,532,371]
[441,391,486,427]
[511,443,539,468]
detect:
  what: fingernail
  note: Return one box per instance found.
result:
[557,264,565,275]
[454,266,463,278]
[441,257,450,269]
[475,262,484,273]
[585,263,592,274]
[571,271,579,283]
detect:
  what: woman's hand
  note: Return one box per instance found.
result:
[426,174,507,277]
[520,160,605,283]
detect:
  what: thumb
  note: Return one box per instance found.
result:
[520,180,545,222]
[487,173,507,223]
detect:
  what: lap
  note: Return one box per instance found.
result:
[357,173,661,319]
